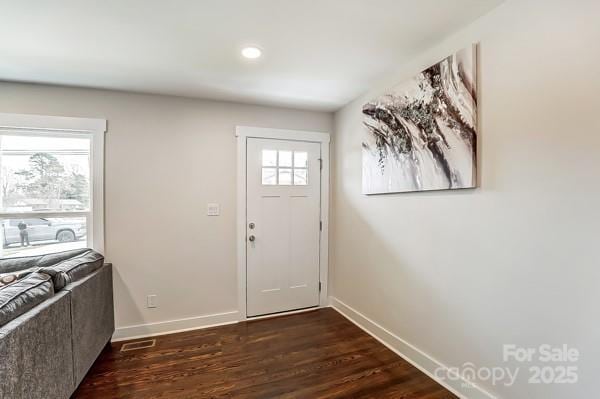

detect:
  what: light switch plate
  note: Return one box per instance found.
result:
[207,203,220,216]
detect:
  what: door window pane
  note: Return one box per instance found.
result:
[262,150,277,167]
[294,151,308,168]
[260,148,311,186]
[278,168,292,185]
[294,169,308,185]
[278,151,292,167]
[262,168,277,185]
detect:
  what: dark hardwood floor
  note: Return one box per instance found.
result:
[73,308,456,399]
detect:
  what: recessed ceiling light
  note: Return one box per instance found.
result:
[241,46,262,59]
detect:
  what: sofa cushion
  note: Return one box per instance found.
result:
[0,272,54,327]
[39,249,104,290]
[0,268,40,288]
[0,248,91,274]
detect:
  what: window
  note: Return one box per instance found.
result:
[261,150,308,186]
[0,113,106,258]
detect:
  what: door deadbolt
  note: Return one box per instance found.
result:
[248,235,256,242]
[249,222,255,229]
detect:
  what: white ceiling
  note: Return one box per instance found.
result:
[0,0,503,111]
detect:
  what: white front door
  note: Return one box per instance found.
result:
[246,138,321,317]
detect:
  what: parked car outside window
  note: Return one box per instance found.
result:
[2,218,87,248]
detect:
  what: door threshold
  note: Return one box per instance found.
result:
[245,306,319,322]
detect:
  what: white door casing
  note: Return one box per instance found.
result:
[246,138,321,316]
[236,126,330,320]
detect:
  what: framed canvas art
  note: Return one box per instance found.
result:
[362,45,477,194]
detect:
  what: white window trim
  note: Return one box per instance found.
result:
[0,113,106,255]
[235,126,330,320]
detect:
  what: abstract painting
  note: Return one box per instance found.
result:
[362,45,477,194]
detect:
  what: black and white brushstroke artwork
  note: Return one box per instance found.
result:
[362,45,477,194]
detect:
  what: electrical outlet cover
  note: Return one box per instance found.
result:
[147,294,157,308]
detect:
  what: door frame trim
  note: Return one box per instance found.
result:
[235,126,330,320]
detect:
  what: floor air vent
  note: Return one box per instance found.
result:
[120,339,156,352]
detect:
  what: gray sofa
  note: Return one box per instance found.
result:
[0,249,114,399]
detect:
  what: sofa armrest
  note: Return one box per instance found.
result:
[64,263,114,388]
[0,291,74,399]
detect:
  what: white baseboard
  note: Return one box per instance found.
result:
[329,297,496,399]
[112,310,240,342]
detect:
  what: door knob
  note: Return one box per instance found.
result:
[248,235,256,242]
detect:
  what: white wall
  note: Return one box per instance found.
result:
[0,82,333,338]
[331,0,599,398]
